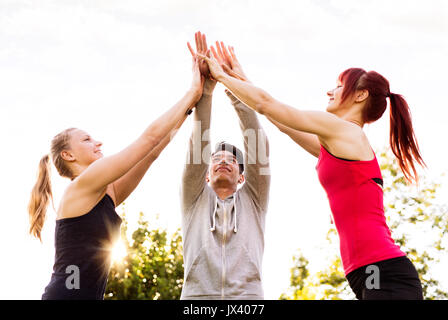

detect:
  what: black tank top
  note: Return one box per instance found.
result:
[42,194,122,300]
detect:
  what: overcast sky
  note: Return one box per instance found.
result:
[1,0,447,299]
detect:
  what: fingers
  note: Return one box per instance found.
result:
[210,46,219,61]
[222,64,240,79]
[215,41,225,61]
[201,33,207,53]
[187,42,195,57]
[198,31,204,52]
[229,46,238,61]
[198,50,218,65]
[222,64,246,81]
[195,32,200,53]
[222,63,233,74]
[220,42,233,66]
[193,31,209,54]
[199,31,208,53]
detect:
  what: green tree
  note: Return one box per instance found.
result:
[379,150,448,299]
[279,251,317,300]
[281,149,448,300]
[105,212,184,300]
[280,232,354,300]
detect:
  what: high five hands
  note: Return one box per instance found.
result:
[188,31,217,95]
[211,41,250,83]
[188,31,250,85]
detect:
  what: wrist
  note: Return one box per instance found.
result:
[202,78,217,96]
[216,72,227,83]
[187,87,202,103]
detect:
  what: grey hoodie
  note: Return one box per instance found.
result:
[180,90,270,300]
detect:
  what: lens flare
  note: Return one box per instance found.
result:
[111,240,127,264]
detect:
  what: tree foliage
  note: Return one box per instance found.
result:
[105,212,184,300]
[281,149,448,300]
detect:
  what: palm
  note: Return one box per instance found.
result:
[204,55,225,80]
[189,57,204,101]
[213,42,249,82]
[231,61,247,81]
[199,60,210,78]
[187,32,212,79]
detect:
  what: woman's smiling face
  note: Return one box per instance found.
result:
[66,129,103,166]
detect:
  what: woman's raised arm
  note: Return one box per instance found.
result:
[72,59,204,197]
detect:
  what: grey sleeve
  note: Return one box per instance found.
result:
[180,93,213,213]
[226,91,271,212]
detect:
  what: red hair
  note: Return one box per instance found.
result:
[338,68,425,183]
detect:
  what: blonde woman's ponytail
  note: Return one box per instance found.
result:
[28,154,53,242]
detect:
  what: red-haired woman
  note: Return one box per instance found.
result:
[200,42,424,300]
[28,58,204,299]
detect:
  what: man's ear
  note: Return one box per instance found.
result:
[61,150,75,162]
[355,89,369,103]
[205,171,210,183]
[238,174,245,184]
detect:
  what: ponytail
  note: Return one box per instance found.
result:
[338,68,425,184]
[389,93,426,183]
[28,154,53,242]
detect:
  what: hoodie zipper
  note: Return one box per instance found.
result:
[221,202,227,299]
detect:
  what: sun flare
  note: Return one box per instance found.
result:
[111,240,127,264]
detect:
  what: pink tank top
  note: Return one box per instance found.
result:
[316,145,405,275]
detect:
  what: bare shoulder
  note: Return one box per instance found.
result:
[56,181,110,220]
[320,123,374,161]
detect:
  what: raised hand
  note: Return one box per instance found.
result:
[187,31,212,79]
[196,51,227,82]
[190,57,204,103]
[212,42,250,83]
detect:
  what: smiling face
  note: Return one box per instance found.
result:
[207,150,243,191]
[62,129,103,167]
[326,80,346,114]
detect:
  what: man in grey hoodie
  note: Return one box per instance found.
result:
[180,32,270,300]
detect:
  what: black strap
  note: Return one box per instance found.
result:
[372,177,383,187]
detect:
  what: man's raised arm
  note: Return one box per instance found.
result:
[226,90,270,212]
[181,80,215,212]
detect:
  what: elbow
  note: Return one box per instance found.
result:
[144,134,161,151]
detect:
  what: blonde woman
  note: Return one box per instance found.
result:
[29,58,204,299]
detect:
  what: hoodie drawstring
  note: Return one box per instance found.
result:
[233,197,238,233]
[210,199,218,232]
[210,196,238,233]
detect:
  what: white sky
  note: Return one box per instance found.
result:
[1,0,447,299]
